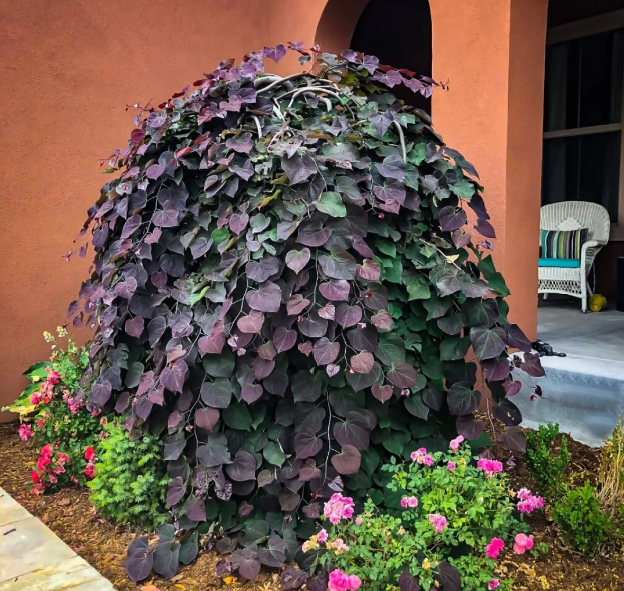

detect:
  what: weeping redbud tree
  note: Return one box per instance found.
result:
[69,43,543,583]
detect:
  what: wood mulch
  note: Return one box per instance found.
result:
[1,420,623,591]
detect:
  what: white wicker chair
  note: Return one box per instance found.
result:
[538,202,610,313]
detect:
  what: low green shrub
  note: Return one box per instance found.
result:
[3,328,106,493]
[525,423,570,499]
[302,438,542,591]
[552,482,611,556]
[88,422,169,529]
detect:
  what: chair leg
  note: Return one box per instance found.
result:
[543,293,548,301]
[581,278,588,313]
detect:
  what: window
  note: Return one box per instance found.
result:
[542,29,624,222]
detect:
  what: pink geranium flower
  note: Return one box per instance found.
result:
[488,580,500,590]
[447,461,456,471]
[324,493,355,524]
[401,496,418,508]
[18,424,34,441]
[317,529,328,543]
[328,569,361,591]
[485,537,505,559]
[477,458,504,477]
[428,514,447,533]
[449,435,464,451]
[513,533,534,554]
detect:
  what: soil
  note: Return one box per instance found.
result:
[1,420,623,591]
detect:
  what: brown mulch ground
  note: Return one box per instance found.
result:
[1,420,623,591]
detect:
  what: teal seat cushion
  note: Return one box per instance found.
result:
[538,257,581,268]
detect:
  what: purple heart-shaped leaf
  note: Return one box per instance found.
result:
[285,248,310,274]
[245,281,282,313]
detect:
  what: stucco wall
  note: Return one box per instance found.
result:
[0,0,548,417]
[0,0,274,417]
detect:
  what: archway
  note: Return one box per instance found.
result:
[316,0,432,112]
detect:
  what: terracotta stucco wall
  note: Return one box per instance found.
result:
[0,0,274,417]
[0,0,548,417]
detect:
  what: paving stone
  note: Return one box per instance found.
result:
[0,488,30,528]
[0,555,116,591]
[0,491,116,590]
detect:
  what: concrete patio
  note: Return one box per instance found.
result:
[0,487,115,591]
[515,301,624,447]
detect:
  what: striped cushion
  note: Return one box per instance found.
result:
[540,228,588,259]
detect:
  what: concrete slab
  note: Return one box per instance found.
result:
[0,488,115,590]
[0,490,30,528]
[0,556,115,591]
[513,303,624,447]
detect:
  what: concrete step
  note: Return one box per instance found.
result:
[514,354,624,448]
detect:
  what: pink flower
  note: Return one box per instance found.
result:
[46,368,60,385]
[84,462,95,479]
[477,458,503,477]
[411,447,432,465]
[30,392,42,405]
[513,533,534,555]
[517,488,532,501]
[486,537,505,559]
[84,446,96,461]
[447,461,456,472]
[18,424,34,442]
[324,493,355,524]
[401,497,409,508]
[488,580,500,590]
[331,538,350,553]
[328,569,361,591]
[37,418,45,428]
[355,517,363,525]
[317,529,328,543]
[31,470,39,484]
[450,435,464,452]
[428,514,447,533]
[516,489,544,514]
[401,496,418,508]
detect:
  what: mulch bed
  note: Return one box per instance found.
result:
[1,420,623,591]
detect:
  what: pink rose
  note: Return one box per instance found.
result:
[488,580,500,590]
[447,461,456,472]
[485,537,505,559]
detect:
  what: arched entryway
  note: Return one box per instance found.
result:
[315,0,550,340]
[316,0,432,112]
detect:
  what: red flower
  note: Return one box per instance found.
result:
[31,470,39,484]
[84,446,95,461]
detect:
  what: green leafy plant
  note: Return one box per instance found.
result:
[302,439,541,591]
[89,422,170,529]
[68,43,541,582]
[598,416,624,516]
[4,328,106,493]
[552,482,611,556]
[525,423,570,499]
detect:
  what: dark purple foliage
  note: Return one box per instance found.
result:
[77,44,538,584]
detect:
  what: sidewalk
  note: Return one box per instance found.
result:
[0,487,116,590]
